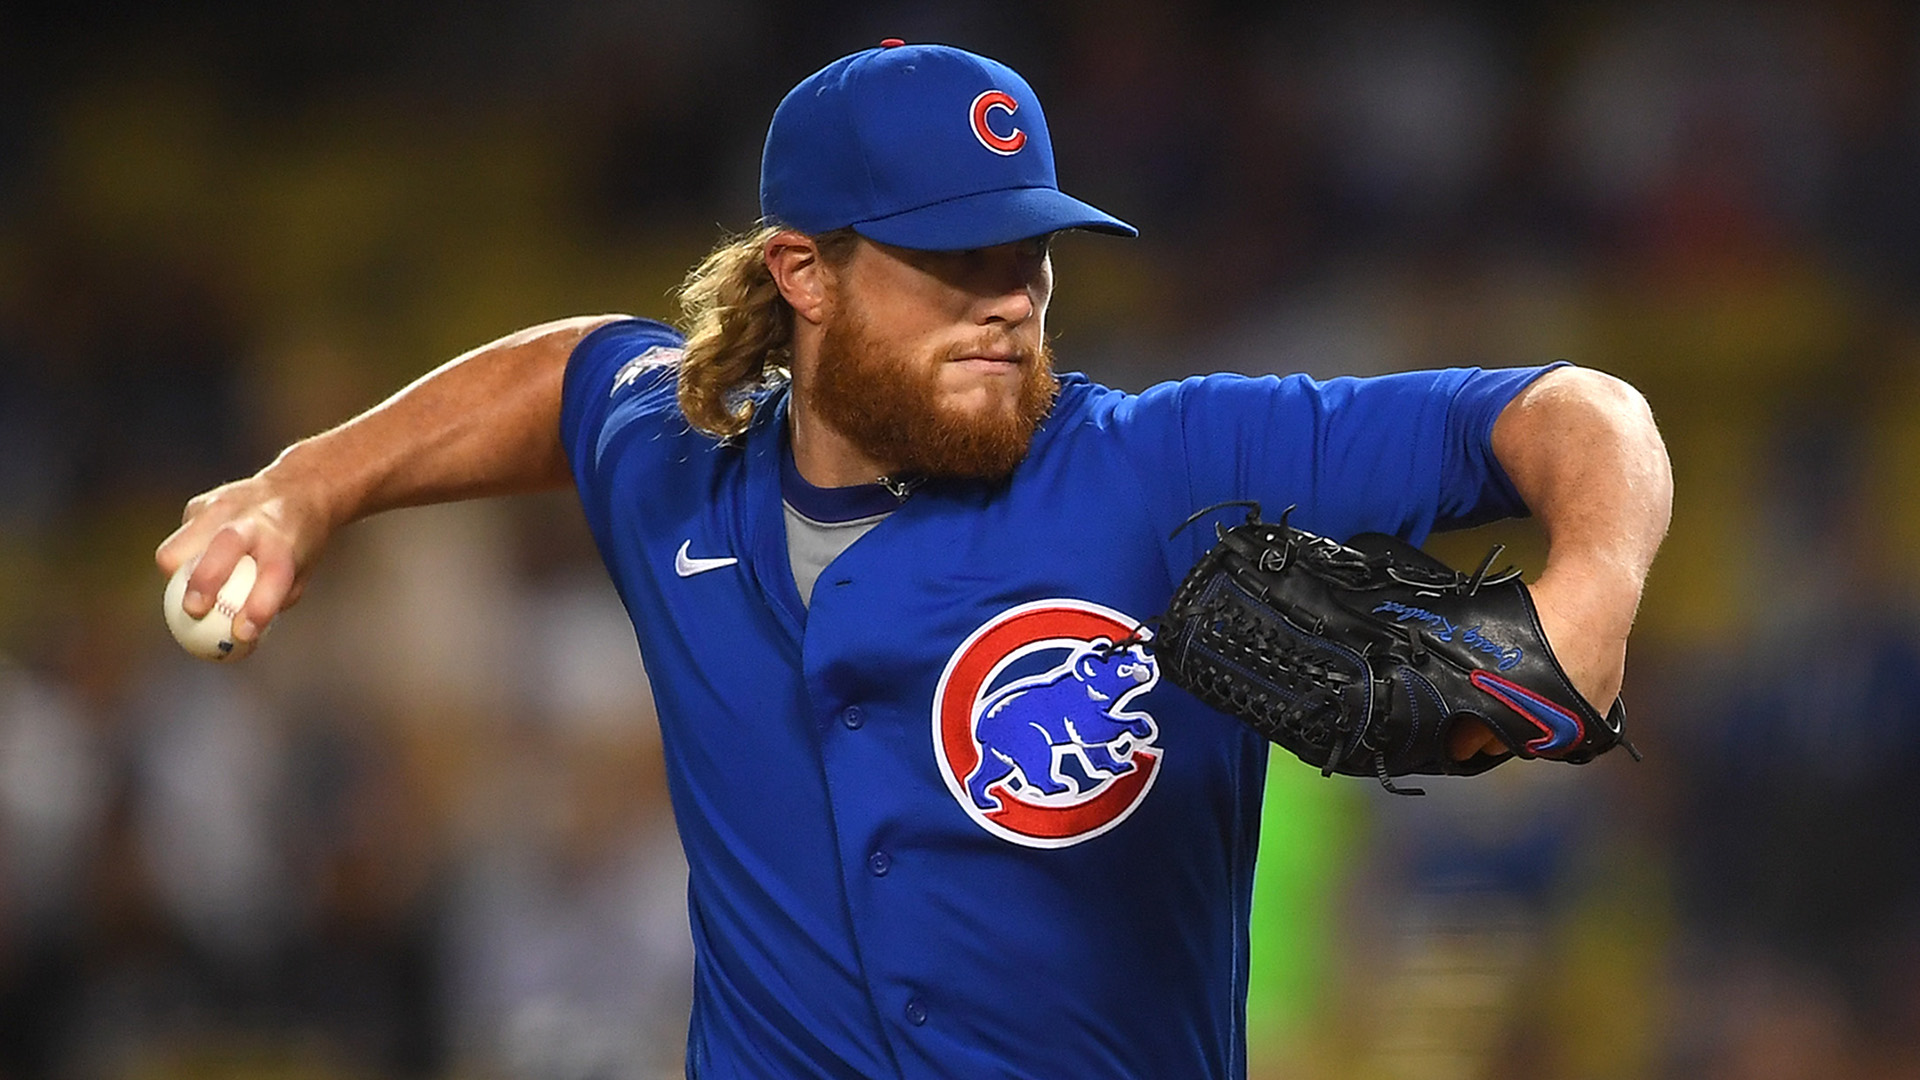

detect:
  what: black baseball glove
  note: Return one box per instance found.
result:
[1143,502,1637,794]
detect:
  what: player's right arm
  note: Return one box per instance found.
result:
[155,314,631,646]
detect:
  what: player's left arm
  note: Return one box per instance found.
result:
[1488,365,1673,718]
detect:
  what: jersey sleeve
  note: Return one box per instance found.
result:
[1113,362,1564,569]
[558,317,686,531]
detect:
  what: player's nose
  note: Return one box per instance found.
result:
[976,247,1045,326]
[981,284,1035,326]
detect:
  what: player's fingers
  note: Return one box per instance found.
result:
[1447,717,1507,761]
[156,526,195,577]
[182,489,215,524]
[157,507,223,576]
[183,525,253,619]
[235,544,298,644]
[158,483,247,575]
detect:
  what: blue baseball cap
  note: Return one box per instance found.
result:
[760,40,1137,251]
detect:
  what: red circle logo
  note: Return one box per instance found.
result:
[932,600,1161,848]
[969,90,1028,156]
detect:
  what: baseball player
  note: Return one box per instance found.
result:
[157,41,1671,1079]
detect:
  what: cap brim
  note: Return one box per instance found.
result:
[850,186,1137,251]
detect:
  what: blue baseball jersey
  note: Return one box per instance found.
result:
[560,318,1552,1079]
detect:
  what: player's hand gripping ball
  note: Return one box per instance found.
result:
[162,554,259,662]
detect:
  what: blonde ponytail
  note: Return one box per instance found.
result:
[676,225,855,438]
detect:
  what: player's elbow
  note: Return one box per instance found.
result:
[1537,365,1653,427]
[1570,368,1666,474]
[1496,365,1673,513]
[1515,366,1663,454]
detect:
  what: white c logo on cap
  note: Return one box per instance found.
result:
[970,90,1027,156]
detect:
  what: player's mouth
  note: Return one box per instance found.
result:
[949,353,1024,375]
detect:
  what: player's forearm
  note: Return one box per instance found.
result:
[271,315,625,531]
[157,315,627,641]
[1486,366,1670,713]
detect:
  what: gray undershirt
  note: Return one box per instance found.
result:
[784,503,892,607]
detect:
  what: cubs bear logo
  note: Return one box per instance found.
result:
[969,90,1027,155]
[933,600,1162,848]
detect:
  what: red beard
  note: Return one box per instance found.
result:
[805,308,1058,481]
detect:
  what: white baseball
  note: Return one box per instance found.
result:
[162,554,259,662]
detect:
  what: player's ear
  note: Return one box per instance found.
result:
[765,230,833,326]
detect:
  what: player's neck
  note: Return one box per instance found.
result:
[788,395,899,489]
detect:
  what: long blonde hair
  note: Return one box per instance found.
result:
[675,225,857,438]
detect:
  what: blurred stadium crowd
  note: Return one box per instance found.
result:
[3,2,1920,1077]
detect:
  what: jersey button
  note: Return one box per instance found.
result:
[842,706,865,730]
[904,997,928,1026]
[867,850,891,876]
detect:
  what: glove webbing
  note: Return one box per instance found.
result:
[1172,584,1374,770]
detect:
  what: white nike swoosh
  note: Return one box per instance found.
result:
[674,539,739,578]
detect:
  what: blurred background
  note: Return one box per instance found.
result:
[3,1,1920,1077]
